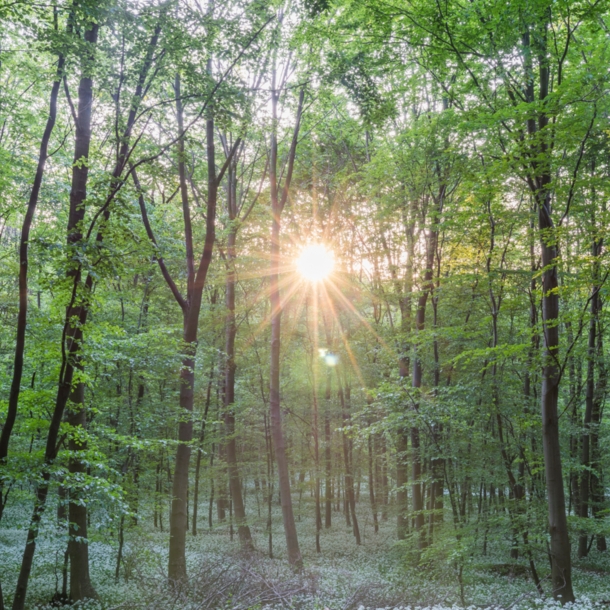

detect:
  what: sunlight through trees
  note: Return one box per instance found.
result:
[1,0,610,608]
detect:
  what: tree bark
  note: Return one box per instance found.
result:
[168,107,223,580]
[193,361,215,536]
[0,49,65,468]
[337,378,360,544]
[368,430,379,533]
[267,66,304,568]
[538,189,573,600]
[223,160,253,550]
[591,331,607,551]
[578,234,603,557]
[411,198,439,553]
[67,381,97,601]
[324,368,333,528]
[11,23,99,610]
[0,47,65,607]
[518,21,575,601]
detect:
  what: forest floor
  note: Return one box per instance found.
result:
[1,492,610,610]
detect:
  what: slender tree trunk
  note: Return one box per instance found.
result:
[591,329,607,552]
[267,68,304,568]
[11,24,99,610]
[518,24,575,601]
[395,206,414,541]
[224,164,253,549]
[537,188,573,600]
[115,516,125,580]
[65,18,162,599]
[263,413,274,558]
[193,362,215,536]
[337,378,360,544]
[324,359,333,528]
[368,431,379,533]
[208,444,215,530]
[67,380,97,600]
[0,49,65,469]
[578,235,603,557]
[312,388,322,552]
[411,214,438,553]
[396,429,409,540]
[0,44,66,597]
[168,109,220,580]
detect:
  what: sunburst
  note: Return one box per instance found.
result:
[295,244,335,283]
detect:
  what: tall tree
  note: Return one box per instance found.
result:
[268,43,305,566]
[11,17,100,609]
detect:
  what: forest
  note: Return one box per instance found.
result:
[1,0,610,608]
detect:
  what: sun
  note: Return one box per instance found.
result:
[296,244,335,283]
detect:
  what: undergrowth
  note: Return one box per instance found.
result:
[1,494,609,609]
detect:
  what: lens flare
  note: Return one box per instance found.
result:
[296,244,334,282]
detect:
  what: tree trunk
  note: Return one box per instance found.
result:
[193,363,215,536]
[11,23,99,610]
[67,381,97,601]
[537,188,574,601]
[168,109,220,580]
[324,368,333,528]
[591,329,607,552]
[578,235,603,557]
[396,429,409,540]
[368,431,379,533]
[312,388,322,552]
[337,379,360,544]
[267,68,304,568]
[0,48,65,468]
[224,167,253,549]
[519,22,575,601]
[411,221,438,553]
[394,203,414,541]
[264,413,274,557]
[208,445,215,530]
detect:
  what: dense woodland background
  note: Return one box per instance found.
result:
[1,0,610,608]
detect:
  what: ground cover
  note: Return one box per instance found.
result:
[2,494,609,609]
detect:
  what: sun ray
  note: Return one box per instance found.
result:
[318,281,368,391]
[240,275,307,353]
[324,278,397,359]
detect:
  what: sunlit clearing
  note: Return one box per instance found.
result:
[296,244,335,282]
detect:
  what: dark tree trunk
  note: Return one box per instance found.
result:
[0,49,64,603]
[223,163,253,550]
[267,71,304,568]
[591,329,607,552]
[312,388,322,552]
[337,379,360,544]
[208,445,215,530]
[537,188,573,600]
[411,207,439,553]
[168,108,222,580]
[324,358,333,528]
[396,429,409,540]
[67,381,97,601]
[63,18,161,599]
[0,49,65,468]
[368,431,379,533]
[11,23,99,610]
[263,413,274,557]
[519,23,574,601]
[193,362,215,536]
[115,516,125,580]
[578,235,603,557]
[394,206,414,541]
